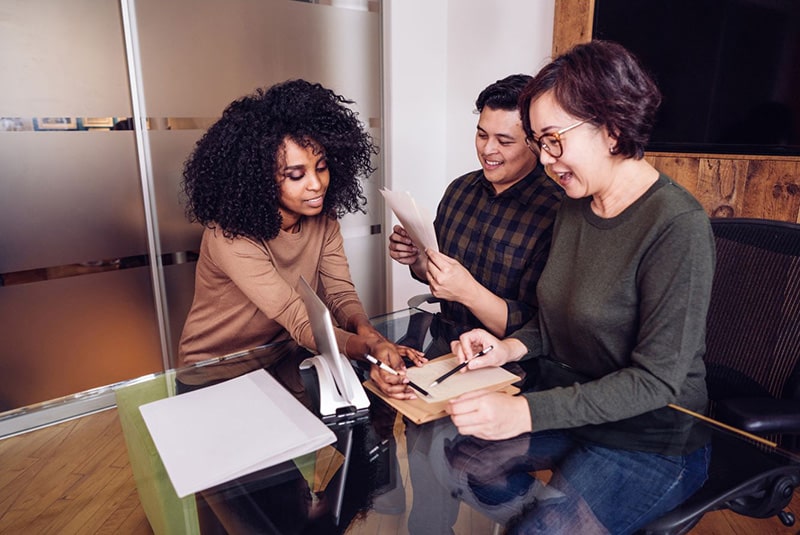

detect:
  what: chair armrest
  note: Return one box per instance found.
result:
[407,293,440,309]
[716,398,800,435]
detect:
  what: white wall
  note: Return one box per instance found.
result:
[382,0,555,311]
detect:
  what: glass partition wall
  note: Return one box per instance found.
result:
[0,0,384,437]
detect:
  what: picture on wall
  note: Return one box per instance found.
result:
[33,117,78,131]
[82,117,116,128]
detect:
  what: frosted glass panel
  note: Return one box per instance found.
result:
[0,268,162,412]
[163,262,198,367]
[0,133,147,273]
[149,130,205,254]
[0,0,384,432]
[0,0,131,117]
[138,0,385,367]
[0,0,153,426]
[135,0,381,119]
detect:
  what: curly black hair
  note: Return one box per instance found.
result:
[182,79,376,241]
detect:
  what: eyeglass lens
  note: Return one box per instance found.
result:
[540,134,562,157]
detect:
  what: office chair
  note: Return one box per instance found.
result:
[407,293,440,310]
[642,217,800,534]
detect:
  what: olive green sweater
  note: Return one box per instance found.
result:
[514,174,716,454]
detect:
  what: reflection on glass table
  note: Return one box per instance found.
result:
[114,307,800,535]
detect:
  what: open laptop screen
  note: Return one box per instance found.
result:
[296,276,354,400]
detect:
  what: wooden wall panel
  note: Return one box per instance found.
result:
[552,0,595,56]
[552,0,800,224]
[742,160,800,223]
[695,158,749,218]
[645,154,701,195]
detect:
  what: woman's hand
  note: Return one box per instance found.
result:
[367,338,426,368]
[450,329,513,368]
[368,362,412,400]
[447,389,532,440]
[367,340,426,400]
[395,344,428,367]
[351,321,425,366]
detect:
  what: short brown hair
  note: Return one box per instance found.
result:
[520,40,661,159]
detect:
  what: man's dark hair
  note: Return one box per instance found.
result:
[475,74,534,113]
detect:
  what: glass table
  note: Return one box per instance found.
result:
[114,307,800,534]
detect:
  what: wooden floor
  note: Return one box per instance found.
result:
[0,409,151,534]
[0,409,798,534]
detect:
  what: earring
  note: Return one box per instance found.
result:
[609,145,618,155]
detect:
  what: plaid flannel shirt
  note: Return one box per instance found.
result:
[422,165,562,336]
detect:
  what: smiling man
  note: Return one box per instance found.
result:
[388,74,562,338]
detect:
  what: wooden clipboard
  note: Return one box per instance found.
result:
[363,355,521,424]
[363,380,520,424]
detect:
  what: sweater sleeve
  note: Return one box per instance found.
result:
[523,210,715,431]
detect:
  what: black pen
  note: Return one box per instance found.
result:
[428,345,494,388]
[365,354,430,397]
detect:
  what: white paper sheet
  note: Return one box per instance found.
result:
[380,188,439,254]
[139,369,336,498]
[407,356,519,403]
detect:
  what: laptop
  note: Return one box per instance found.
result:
[296,276,369,415]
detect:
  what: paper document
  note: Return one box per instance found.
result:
[140,369,336,498]
[380,188,438,254]
[407,355,519,403]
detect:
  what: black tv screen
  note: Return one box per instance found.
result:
[592,0,800,156]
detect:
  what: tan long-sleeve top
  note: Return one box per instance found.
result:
[178,216,367,368]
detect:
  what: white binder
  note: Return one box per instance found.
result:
[296,276,370,418]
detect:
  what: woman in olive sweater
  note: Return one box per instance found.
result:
[445,41,715,534]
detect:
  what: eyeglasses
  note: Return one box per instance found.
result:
[526,118,594,159]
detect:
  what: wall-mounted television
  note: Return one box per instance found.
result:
[592,0,800,156]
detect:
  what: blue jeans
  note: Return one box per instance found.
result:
[443,429,711,535]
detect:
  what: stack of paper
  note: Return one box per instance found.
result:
[139,369,336,498]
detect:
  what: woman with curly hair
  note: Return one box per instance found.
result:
[177,79,422,394]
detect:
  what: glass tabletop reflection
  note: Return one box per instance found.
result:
[115,307,800,535]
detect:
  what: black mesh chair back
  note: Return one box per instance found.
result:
[642,218,800,534]
[705,219,800,434]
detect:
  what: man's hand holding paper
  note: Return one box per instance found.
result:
[388,224,422,263]
[380,188,438,262]
[425,249,480,303]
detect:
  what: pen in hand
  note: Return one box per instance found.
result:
[429,345,494,388]
[365,354,430,397]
